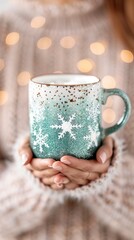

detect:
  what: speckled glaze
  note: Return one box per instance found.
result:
[29,74,131,160]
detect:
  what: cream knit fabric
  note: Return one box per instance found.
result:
[0,0,134,239]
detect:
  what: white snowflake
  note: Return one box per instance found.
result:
[84,126,100,147]
[33,127,49,153]
[50,113,82,140]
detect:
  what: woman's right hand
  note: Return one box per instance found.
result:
[18,137,78,190]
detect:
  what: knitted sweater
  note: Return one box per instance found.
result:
[0,0,134,239]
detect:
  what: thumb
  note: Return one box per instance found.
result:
[96,136,114,164]
[19,138,33,165]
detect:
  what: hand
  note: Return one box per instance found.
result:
[51,137,114,186]
[18,137,72,190]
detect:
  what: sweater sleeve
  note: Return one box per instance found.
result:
[0,134,66,238]
[84,153,134,240]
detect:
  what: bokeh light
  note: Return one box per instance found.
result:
[103,109,116,123]
[77,58,94,73]
[90,42,106,55]
[31,16,46,28]
[102,75,116,88]
[120,50,133,63]
[6,32,20,46]
[60,36,76,49]
[37,37,52,50]
[17,71,31,86]
[0,91,8,106]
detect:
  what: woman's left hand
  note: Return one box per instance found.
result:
[52,137,114,186]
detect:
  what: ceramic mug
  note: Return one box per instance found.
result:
[29,74,131,160]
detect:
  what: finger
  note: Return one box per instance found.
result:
[19,145,33,165]
[86,172,99,181]
[60,155,110,173]
[32,168,59,178]
[19,136,30,151]
[96,136,114,163]
[31,158,56,171]
[52,161,92,185]
[53,173,70,184]
[25,163,33,171]
[64,182,79,190]
[41,176,56,185]
[51,183,64,190]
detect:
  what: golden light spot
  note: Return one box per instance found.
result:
[0,91,8,106]
[31,16,46,29]
[90,42,106,55]
[105,97,113,107]
[103,109,116,123]
[60,36,76,49]
[17,71,31,86]
[77,59,94,73]
[102,75,116,88]
[120,50,133,63]
[37,37,52,50]
[6,32,20,45]
[0,59,5,71]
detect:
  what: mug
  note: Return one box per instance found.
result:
[29,74,131,160]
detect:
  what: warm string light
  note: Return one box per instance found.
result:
[37,37,52,50]
[60,36,76,49]
[103,109,116,123]
[5,32,20,46]
[0,91,8,106]
[31,16,46,29]
[77,59,95,73]
[120,50,133,63]
[90,41,106,55]
[17,71,31,86]
[102,75,116,88]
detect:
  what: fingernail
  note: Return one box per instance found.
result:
[100,152,107,164]
[62,178,70,184]
[21,154,28,165]
[48,165,53,168]
[61,159,71,165]
[53,165,62,171]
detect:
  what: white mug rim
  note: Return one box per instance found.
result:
[31,74,100,86]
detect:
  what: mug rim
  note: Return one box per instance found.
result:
[30,74,100,86]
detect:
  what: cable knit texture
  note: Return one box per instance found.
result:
[0,0,134,239]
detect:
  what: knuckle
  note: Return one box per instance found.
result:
[66,183,79,190]
[103,162,110,172]
[31,160,43,170]
[42,177,53,185]
[84,171,90,179]
[79,179,88,185]
[33,170,41,178]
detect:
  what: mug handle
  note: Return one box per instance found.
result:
[101,88,131,138]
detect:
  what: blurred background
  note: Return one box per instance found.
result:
[0,0,10,11]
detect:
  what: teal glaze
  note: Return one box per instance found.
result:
[29,75,131,160]
[101,88,131,138]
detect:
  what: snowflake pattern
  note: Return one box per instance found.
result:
[83,125,100,148]
[50,113,82,140]
[33,127,49,153]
